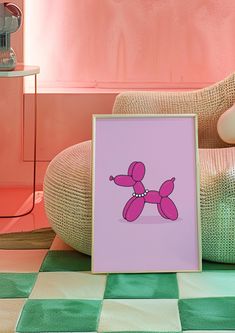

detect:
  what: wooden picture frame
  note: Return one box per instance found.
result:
[92,114,201,273]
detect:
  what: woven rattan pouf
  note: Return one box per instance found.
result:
[44,142,235,261]
[44,140,92,255]
[43,72,235,260]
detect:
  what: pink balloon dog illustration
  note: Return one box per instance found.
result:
[109,161,179,222]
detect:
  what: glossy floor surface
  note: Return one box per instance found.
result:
[0,190,50,234]
[1,234,235,332]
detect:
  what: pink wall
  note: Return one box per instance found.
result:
[0,0,234,221]
[24,93,117,162]
[1,0,235,188]
[24,0,235,89]
[22,0,235,186]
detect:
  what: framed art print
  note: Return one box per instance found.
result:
[92,114,201,273]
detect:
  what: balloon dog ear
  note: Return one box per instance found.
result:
[128,161,138,176]
[128,161,145,181]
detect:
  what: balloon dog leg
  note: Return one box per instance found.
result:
[123,197,145,222]
[146,179,179,221]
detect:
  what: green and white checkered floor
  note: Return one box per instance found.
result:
[1,236,235,332]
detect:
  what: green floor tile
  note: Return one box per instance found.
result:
[39,250,91,272]
[104,273,178,299]
[179,297,235,330]
[0,273,37,298]
[16,299,101,332]
[202,260,235,271]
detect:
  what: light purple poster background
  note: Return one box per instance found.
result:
[93,116,200,273]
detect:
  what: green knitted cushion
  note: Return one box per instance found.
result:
[200,147,235,263]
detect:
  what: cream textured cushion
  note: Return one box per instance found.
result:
[113,73,235,148]
[44,141,92,255]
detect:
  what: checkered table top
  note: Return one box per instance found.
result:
[1,236,235,333]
